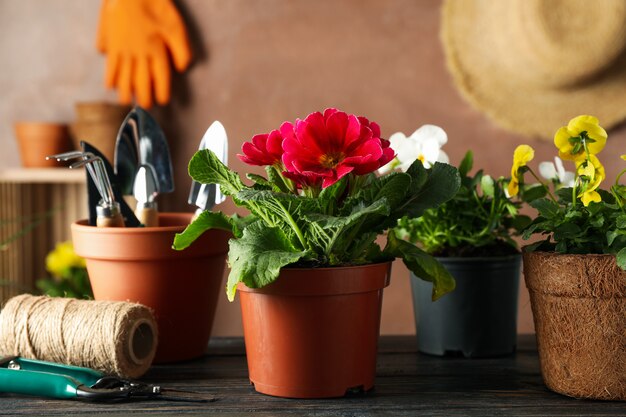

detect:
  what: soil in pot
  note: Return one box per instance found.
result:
[238,262,391,398]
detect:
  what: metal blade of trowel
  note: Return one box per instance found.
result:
[134,107,174,195]
[188,121,228,216]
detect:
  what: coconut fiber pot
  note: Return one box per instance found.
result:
[411,255,521,357]
[71,213,230,363]
[238,262,392,398]
[523,251,625,400]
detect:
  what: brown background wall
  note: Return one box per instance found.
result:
[1,0,625,336]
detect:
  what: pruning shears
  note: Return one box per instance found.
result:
[0,356,213,402]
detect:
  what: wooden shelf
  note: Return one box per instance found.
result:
[0,168,85,183]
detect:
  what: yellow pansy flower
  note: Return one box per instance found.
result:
[554,115,607,161]
[507,145,535,196]
[45,241,86,278]
[576,155,605,206]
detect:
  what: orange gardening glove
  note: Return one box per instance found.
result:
[96,0,192,108]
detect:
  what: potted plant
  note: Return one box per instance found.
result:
[174,108,461,398]
[37,241,92,299]
[509,115,626,400]
[391,126,530,357]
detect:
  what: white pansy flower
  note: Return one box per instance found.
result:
[378,124,449,174]
[539,157,575,187]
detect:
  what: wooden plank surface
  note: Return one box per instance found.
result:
[0,169,84,184]
[1,336,624,416]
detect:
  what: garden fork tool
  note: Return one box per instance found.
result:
[47,151,125,227]
[0,357,213,402]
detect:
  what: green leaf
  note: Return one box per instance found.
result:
[616,247,626,270]
[306,198,390,230]
[226,222,308,301]
[318,176,348,213]
[554,222,581,239]
[246,173,274,190]
[383,231,455,300]
[172,211,233,250]
[400,162,461,218]
[616,215,626,229]
[531,198,561,219]
[521,184,548,202]
[265,166,290,193]
[458,151,473,178]
[189,149,245,196]
[607,230,620,246]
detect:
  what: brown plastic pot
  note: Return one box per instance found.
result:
[523,251,626,400]
[71,213,230,363]
[238,262,392,398]
[14,122,72,167]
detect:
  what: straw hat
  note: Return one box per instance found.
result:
[441,0,626,139]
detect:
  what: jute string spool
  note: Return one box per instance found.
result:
[0,294,157,379]
[523,252,626,400]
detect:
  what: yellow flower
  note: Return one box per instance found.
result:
[621,154,626,161]
[508,145,535,196]
[45,241,86,278]
[576,155,605,206]
[554,115,607,161]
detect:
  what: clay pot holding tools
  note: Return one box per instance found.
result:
[14,122,72,167]
[71,213,230,363]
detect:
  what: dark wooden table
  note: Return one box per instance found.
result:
[2,336,624,416]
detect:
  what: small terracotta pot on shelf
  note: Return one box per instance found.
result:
[14,122,72,168]
[71,212,230,363]
[238,262,391,398]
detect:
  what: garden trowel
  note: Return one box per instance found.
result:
[114,107,174,226]
[188,121,228,220]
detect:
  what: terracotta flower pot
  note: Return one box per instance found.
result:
[71,213,230,363]
[238,262,391,398]
[14,122,72,167]
[523,251,626,400]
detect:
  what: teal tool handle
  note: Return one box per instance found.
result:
[0,368,80,399]
[10,358,103,387]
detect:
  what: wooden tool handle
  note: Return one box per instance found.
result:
[135,207,159,227]
[96,213,125,227]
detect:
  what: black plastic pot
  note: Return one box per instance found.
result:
[410,254,521,357]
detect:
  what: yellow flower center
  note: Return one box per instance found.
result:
[319,152,345,169]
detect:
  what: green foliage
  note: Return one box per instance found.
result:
[397,151,530,257]
[521,188,626,256]
[37,267,92,299]
[175,149,461,301]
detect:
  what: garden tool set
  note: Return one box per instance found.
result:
[0,356,212,402]
[47,106,182,228]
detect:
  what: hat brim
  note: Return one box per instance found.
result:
[441,0,626,139]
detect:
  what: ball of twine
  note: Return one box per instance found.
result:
[0,294,157,379]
